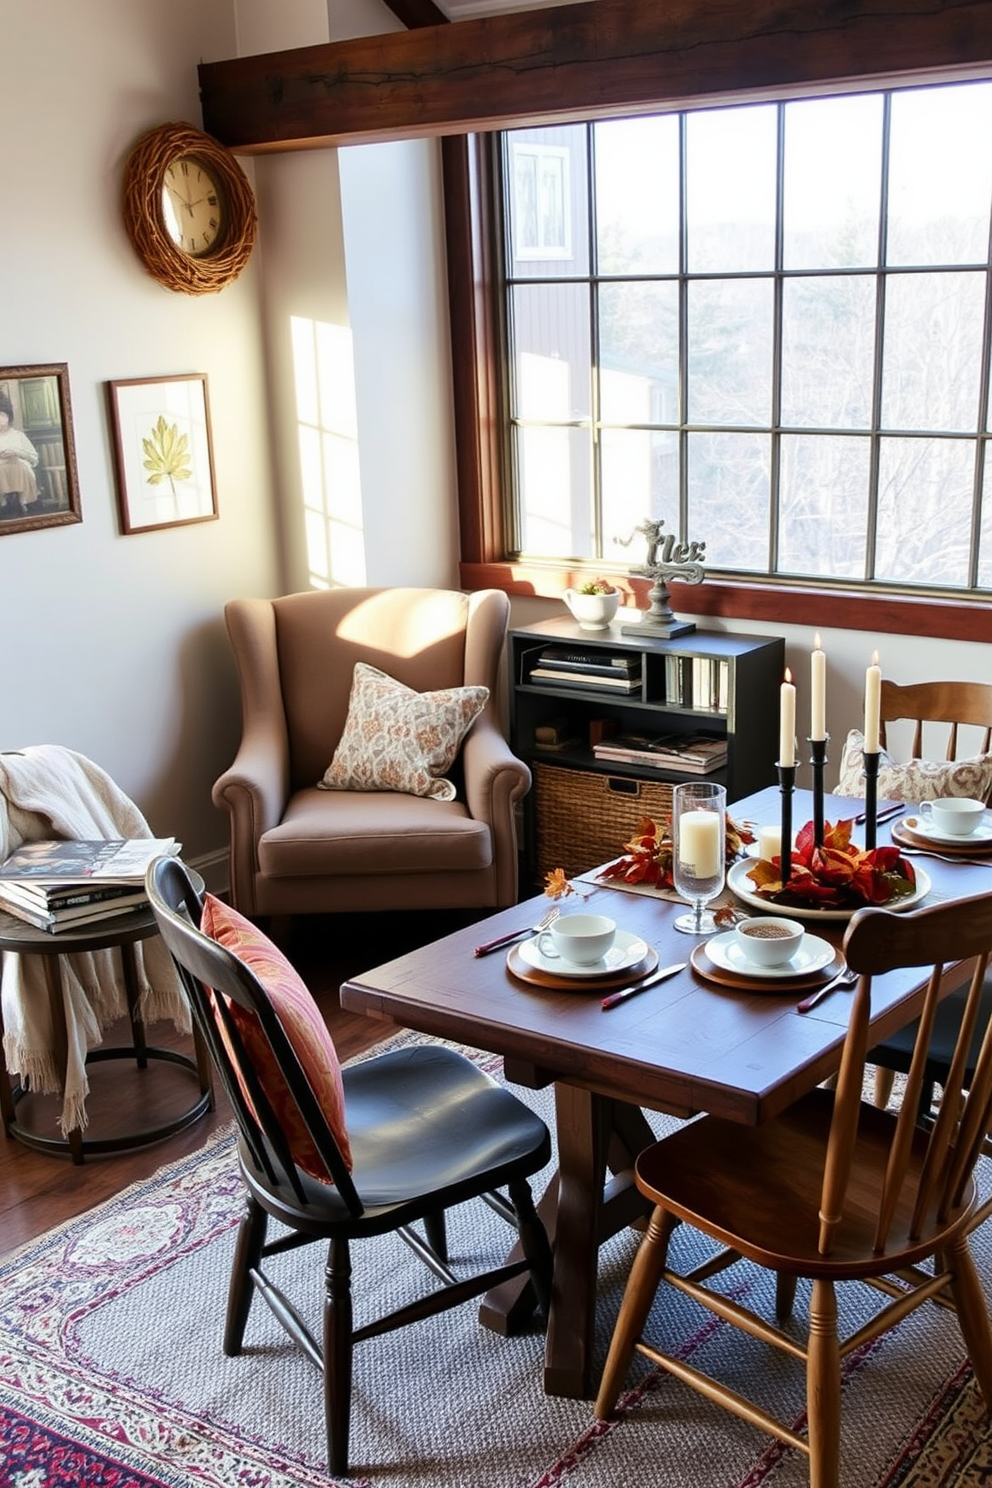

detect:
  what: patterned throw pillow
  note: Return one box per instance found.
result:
[200,894,352,1181]
[318,662,489,801]
[836,728,992,805]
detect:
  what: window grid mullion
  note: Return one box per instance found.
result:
[769,101,786,577]
[499,87,992,592]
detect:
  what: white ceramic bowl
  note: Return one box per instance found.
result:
[734,916,804,968]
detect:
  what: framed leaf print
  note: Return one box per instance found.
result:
[107,373,217,534]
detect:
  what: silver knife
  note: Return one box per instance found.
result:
[601,961,687,1011]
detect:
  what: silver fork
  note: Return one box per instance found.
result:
[796,966,858,1014]
[473,905,560,957]
[897,847,992,868]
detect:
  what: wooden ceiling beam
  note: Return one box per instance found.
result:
[381,0,449,25]
[198,0,992,153]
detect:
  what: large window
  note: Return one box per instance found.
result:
[500,81,992,596]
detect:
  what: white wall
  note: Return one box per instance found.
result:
[243,0,460,593]
[3,0,989,883]
[0,0,277,867]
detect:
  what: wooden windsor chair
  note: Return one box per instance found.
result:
[595,888,992,1488]
[870,679,992,1120]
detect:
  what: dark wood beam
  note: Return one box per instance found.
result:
[199,0,992,153]
[382,0,449,25]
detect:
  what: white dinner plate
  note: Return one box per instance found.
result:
[516,927,649,979]
[726,857,932,922]
[704,929,835,980]
[900,813,992,848]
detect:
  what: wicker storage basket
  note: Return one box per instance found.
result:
[532,762,673,883]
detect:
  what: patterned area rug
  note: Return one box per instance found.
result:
[2,1037,991,1488]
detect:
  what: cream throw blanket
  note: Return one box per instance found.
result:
[0,746,189,1135]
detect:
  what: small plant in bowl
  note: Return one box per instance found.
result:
[564,579,621,629]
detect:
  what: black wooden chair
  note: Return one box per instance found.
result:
[145,855,553,1478]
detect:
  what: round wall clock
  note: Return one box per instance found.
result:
[122,121,257,295]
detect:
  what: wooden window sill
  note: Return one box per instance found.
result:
[460,562,992,645]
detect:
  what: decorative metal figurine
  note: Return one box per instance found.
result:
[618,517,706,639]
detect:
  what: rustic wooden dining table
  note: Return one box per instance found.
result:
[340,785,992,1399]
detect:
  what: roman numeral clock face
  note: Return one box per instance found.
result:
[162,157,225,258]
[124,122,256,293]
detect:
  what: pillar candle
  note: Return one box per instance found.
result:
[779,669,796,767]
[864,652,882,753]
[811,635,826,741]
[758,824,782,861]
[678,810,721,878]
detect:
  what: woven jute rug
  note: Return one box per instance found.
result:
[2,1037,991,1488]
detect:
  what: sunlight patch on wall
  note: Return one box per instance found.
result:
[291,315,365,588]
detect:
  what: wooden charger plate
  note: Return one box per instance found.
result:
[690,940,844,994]
[891,816,992,857]
[507,941,659,991]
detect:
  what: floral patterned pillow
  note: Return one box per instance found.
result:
[318,663,489,801]
[836,728,992,805]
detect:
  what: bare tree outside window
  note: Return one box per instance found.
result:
[500,80,992,598]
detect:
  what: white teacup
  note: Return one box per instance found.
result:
[918,797,988,837]
[734,916,804,968]
[538,913,617,966]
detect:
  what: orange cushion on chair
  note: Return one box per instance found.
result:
[200,894,352,1180]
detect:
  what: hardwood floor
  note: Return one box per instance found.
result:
[0,907,482,1260]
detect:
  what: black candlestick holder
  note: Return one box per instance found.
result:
[809,736,829,849]
[777,762,796,884]
[863,749,880,851]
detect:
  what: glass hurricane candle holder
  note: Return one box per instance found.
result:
[672,781,727,935]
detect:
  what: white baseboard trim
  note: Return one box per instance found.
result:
[186,847,229,897]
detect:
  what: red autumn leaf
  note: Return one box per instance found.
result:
[745,818,916,910]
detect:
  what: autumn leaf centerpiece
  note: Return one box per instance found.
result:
[745,818,916,911]
[595,815,755,890]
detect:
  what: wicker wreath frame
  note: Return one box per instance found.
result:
[123,122,257,296]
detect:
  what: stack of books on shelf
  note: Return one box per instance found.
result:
[527,646,642,694]
[665,655,729,711]
[0,837,181,933]
[592,731,728,774]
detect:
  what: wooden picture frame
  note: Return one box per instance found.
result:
[0,364,82,535]
[107,373,218,535]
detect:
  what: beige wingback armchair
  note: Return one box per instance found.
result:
[212,586,530,919]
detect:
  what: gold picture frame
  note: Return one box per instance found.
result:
[0,363,82,536]
[108,372,218,535]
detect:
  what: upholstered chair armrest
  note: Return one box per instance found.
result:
[212,730,290,839]
[213,597,294,914]
[461,712,531,905]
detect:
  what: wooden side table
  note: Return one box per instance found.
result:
[0,901,213,1163]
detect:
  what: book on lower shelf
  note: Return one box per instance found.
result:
[592,731,728,774]
[533,716,582,753]
[0,837,180,886]
[528,666,641,693]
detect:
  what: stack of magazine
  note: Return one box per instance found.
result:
[0,838,181,933]
[592,731,728,774]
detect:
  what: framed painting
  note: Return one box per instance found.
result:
[107,373,218,535]
[0,363,82,535]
